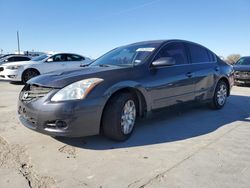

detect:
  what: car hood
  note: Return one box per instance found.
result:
[28,65,128,88]
[233,65,250,72]
[1,60,38,67]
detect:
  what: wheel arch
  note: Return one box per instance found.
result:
[103,86,148,117]
[217,76,231,96]
[21,68,40,81]
[99,85,148,134]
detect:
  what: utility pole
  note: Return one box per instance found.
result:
[17,31,20,54]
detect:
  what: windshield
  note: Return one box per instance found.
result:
[90,43,159,67]
[236,57,250,65]
[32,54,49,61]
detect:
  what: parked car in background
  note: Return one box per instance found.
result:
[0,54,15,59]
[0,55,31,65]
[18,40,234,141]
[233,56,250,85]
[0,53,92,83]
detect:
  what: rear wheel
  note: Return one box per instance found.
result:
[22,69,40,83]
[102,93,137,141]
[210,80,228,109]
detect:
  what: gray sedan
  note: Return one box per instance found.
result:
[18,40,234,141]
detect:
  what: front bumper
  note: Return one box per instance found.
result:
[234,75,250,84]
[0,67,22,81]
[18,90,104,137]
[234,79,250,84]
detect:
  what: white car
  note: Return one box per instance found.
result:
[0,53,92,83]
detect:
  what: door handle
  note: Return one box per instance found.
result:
[186,72,193,78]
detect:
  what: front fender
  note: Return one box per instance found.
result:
[103,80,152,112]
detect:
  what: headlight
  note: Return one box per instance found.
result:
[51,78,103,102]
[6,65,22,70]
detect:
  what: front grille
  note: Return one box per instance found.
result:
[20,84,53,102]
[0,67,3,72]
[235,71,250,75]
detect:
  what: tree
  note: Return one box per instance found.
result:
[226,54,241,64]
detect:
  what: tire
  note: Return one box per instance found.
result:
[22,69,40,83]
[102,92,137,141]
[210,80,228,109]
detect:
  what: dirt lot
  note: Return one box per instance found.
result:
[0,81,250,188]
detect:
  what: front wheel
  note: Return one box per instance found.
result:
[102,93,137,141]
[22,69,39,83]
[210,80,228,109]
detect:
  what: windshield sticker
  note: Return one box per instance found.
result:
[136,48,155,52]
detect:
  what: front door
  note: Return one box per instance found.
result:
[147,42,195,109]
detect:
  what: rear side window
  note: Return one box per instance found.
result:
[188,43,210,63]
[154,42,188,65]
[67,54,84,61]
[207,50,216,62]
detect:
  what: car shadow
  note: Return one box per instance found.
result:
[55,94,250,150]
[10,81,24,85]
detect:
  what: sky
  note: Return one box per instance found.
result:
[0,0,249,58]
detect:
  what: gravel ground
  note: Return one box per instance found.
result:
[0,81,250,188]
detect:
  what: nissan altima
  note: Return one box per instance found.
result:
[18,40,234,141]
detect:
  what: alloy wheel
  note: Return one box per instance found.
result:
[217,84,227,106]
[121,100,136,135]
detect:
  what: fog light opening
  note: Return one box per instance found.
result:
[55,120,68,129]
[8,75,17,78]
[46,120,68,129]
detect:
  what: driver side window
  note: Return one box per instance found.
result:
[154,43,188,65]
[47,54,67,62]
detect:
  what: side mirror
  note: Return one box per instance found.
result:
[46,58,53,62]
[152,57,175,67]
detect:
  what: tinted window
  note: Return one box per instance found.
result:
[188,44,210,63]
[16,57,31,61]
[7,56,30,62]
[48,54,67,62]
[207,50,216,62]
[236,57,250,65]
[154,42,188,65]
[67,54,84,61]
[6,57,16,62]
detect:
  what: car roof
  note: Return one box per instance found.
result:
[5,55,31,58]
[129,39,206,46]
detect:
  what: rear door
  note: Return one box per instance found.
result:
[148,42,195,109]
[185,43,219,100]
